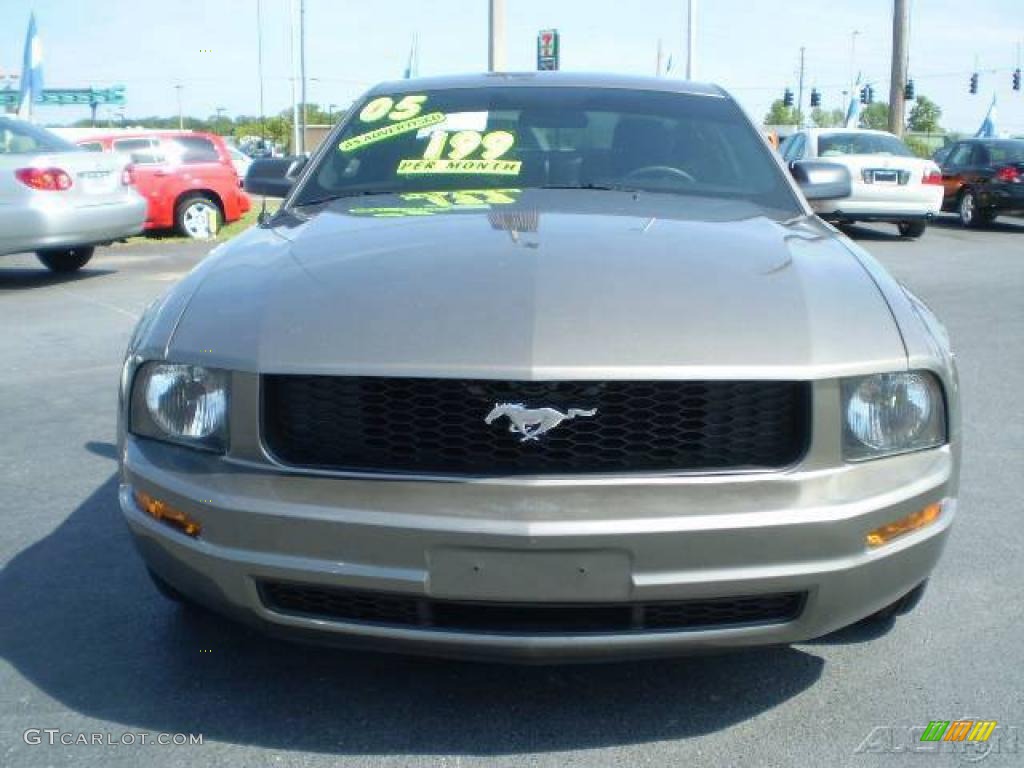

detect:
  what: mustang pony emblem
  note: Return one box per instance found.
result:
[484,403,597,442]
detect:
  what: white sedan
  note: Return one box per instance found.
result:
[780,128,943,238]
[0,117,146,272]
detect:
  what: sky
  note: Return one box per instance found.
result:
[1,0,1022,134]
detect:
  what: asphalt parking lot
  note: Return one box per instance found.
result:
[1,216,1022,767]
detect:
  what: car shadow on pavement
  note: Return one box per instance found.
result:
[0,267,114,290]
[836,224,905,242]
[802,617,896,645]
[929,216,1024,235]
[1,474,826,756]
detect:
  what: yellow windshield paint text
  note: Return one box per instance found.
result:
[396,158,522,176]
[339,112,446,152]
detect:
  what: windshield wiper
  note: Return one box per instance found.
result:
[292,190,398,207]
[538,183,641,193]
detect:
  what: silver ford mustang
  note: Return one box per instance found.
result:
[118,73,960,662]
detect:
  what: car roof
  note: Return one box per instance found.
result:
[367,71,728,99]
[958,137,1024,145]
[79,131,222,142]
[806,128,897,137]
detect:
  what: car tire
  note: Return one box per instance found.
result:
[864,580,929,622]
[958,189,983,228]
[35,246,95,273]
[897,221,927,239]
[175,194,221,239]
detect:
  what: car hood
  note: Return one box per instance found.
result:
[166,190,907,379]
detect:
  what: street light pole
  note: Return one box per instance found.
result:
[488,0,505,72]
[685,0,697,80]
[289,0,302,155]
[299,0,307,153]
[849,30,860,102]
[797,46,806,126]
[175,84,183,130]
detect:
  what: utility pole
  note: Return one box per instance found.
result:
[797,46,806,126]
[299,0,307,153]
[175,84,183,130]
[488,0,506,72]
[889,0,909,136]
[289,0,302,155]
[685,0,697,79]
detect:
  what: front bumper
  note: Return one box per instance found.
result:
[812,188,943,223]
[120,433,958,662]
[0,194,146,256]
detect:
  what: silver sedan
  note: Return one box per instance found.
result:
[0,117,146,272]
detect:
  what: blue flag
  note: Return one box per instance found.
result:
[974,94,997,138]
[844,74,862,128]
[17,13,44,119]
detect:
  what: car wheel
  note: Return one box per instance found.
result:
[864,580,929,622]
[35,246,95,273]
[897,221,927,238]
[958,189,982,228]
[175,194,221,239]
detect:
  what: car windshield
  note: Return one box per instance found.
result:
[818,132,913,158]
[0,117,78,155]
[291,86,799,214]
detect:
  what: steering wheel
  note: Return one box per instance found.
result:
[622,165,696,183]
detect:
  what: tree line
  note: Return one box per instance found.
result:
[763,94,943,133]
[71,103,346,151]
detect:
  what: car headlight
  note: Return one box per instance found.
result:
[842,371,946,461]
[130,363,229,452]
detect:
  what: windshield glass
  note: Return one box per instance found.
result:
[0,117,78,155]
[818,132,913,158]
[292,86,799,214]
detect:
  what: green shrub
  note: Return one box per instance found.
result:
[904,136,933,159]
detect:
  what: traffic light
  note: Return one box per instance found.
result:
[859,86,869,104]
[810,88,821,108]
[970,72,978,94]
[783,88,794,107]
[904,79,915,100]
[1014,69,1022,92]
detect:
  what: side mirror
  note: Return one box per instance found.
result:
[789,160,851,201]
[244,156,308,198]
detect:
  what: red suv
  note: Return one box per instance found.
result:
[77,131,250,238]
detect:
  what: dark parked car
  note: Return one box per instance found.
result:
[939,138,1024,227]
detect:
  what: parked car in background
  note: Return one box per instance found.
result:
[780,128,943,238]
[938,138,1024,227]
[77,131,250,238]
[932,144,952,165]
[226,145,253,178]
[0,116,146,272]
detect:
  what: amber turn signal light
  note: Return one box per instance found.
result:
[866,503,941,548]
[134,489,202,537]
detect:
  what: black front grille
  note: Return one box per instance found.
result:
[261,376,810,476]
[259,582,806,634]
